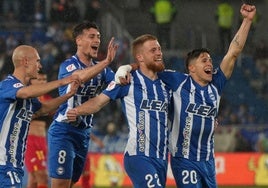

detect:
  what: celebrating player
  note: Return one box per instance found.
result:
[47,21,118,188]
[0,45,80,187]
[67,34,172,188]
[115,3,256,187]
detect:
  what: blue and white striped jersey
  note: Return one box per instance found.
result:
[54,55,114,129]
[103,70,173,160]
[159,68,227,161]
[0,75,41,169]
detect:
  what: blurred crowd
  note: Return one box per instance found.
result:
[0,0,131,84]
[0,0,267,154]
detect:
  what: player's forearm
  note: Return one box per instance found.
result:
[228,18,253,55]
[75,102,101,115]
[221,18,253,79]
[17,80,64,99]
[17,75,78,99]
[74,60,110,83]
[36,94,72,117]
[75,94,110,115]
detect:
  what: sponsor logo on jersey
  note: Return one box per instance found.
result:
[186,103,217,117]
[137,111,145,152]
[106,81,116,91]
[9,123,20,163]
[182,116,192,156]
[13,83,23,88]
[66,64,76,72]
[140,99,168,112]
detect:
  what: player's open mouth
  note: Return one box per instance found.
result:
[91,46,98,51]
[204,68,212,74]
[155,58,162,63]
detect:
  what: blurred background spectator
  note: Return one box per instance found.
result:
[84,0,101,23]
[149,0,176,49]
[215,0,234,53]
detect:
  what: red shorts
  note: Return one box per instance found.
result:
[25,135,47,172]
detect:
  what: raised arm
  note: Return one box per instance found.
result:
[16,74,81,99]
[67,93,110,122]
[220,4,256,79]
[73,37,118,83]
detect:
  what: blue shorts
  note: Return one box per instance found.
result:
[0,165,24,188]
[170,157,217,188]
[124,152,168,188]
[47,121,90,182]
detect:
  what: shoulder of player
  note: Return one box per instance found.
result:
[0,75,24,89]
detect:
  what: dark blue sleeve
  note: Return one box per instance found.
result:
[212,67,227,95]
[32,97,42,112]
[102,81,129,100]
[103,66,115,84]
[0,79,23,102]
[158,70,187,91]
[58,59,79,96]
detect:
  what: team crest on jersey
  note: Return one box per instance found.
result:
[66,64,77,72]
[106,81,116,91]
[209,92,216,101]
[57,166,65,175]
[13,83,23,88]
[213,68,218,74]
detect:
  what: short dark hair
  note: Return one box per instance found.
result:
[185,48,210,73]
[72,21,99,40]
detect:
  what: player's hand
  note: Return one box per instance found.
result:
[241,4,256,21]
[104,37,119,64]
[67,108,79,122]
[114,65,132,85]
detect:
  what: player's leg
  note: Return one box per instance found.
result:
[170,156,202,188]
[124,153,167,188]
[171,157,217,188]
[80,155,91,188]
[47,122,75,188]
[34,169,49,188]
[0,166,24,187]
[27,172,37,188]
[71,139,90,187]
[25,135,37,188]
[33,136,49,188]
[152,157,168,187]
[25,135,47,188]
[200,159,217,188]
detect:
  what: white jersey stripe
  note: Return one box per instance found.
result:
[0,103,15,165]
[159,68,227,161]
[104,70,172,160]
[125,76,137,156]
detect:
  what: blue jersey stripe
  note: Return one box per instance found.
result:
[54,55,114,128]
[103,70,172,160]
[0,75,41,168]
[159,69,227,161]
